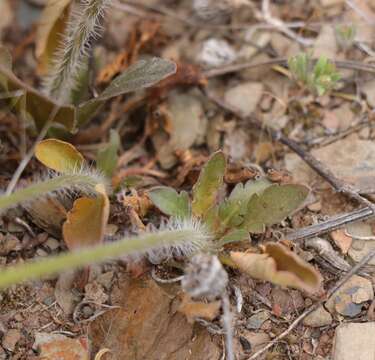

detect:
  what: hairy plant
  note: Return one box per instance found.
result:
[144,218,213,264]
[148,151,310,249]
[43,0,111,103]
[0,147,313,290]
[0,225,205,289]
[0,166,107,213]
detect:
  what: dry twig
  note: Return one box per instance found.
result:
[203,58,375,78]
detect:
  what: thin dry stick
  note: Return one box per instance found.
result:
[285,207,374,242]
[261,0,313,46]
[203,58,375,78]
[306,114,373,148]
[246,248,375,359]
[5,105,60,195]
[222,292,234,360]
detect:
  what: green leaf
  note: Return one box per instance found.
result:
[99,57,176,100]
[218,178,271,229]
[314,56,328,78]
[243,184,309,233]
[288,53,309,83]
[76,57,176,126]
[149,186,190,219]
[96,129,120,177]
[288,52,340,97]
[0,52,176,131]
[228,178,271,212]
[0,47,12,70]
[218,229,249,246]
[192,151,226,218]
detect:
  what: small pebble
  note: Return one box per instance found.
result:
[82,305,94,318]
[198,38,237,68]
[45,237,60,251]
[2,329,21,352]
[36,248,48,257]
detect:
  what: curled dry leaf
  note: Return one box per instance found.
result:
[231,243,323,294]
[62,184,109,250]
[35,0,72,74]
[35,139,84,173]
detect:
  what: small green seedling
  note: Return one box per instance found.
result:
[288,53,341,96]
[335,24,356,51]
[149,151,310,248]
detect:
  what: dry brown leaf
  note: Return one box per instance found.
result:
[254,142,274,164]
[149,63,206,100]
[62,184,109,250]
[330,229,352,254]
[24,196,68,237]
[231,243,323,294]
[96,51,129,85]
[35,0,72,74]
[35,139,84,173]
[88,276,220,360]
[96,19,161,86]
[178,294,221,324]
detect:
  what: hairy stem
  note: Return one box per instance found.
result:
[44,0,110,103]
[0,173,101,211]
[0,228,202,289]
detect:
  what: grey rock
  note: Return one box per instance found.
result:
[326,275,373,317]
[303,306,332,327]
[246,311,270,330]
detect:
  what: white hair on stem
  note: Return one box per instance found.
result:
[122,217,214,264]
[43,0,112,103]
[0,165,109,212]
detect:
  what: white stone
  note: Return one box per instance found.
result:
[224,82,263,116]
[198,38,237,68]
[285,134,375,194]
[313,24,337,59]
[332,322,375,360]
